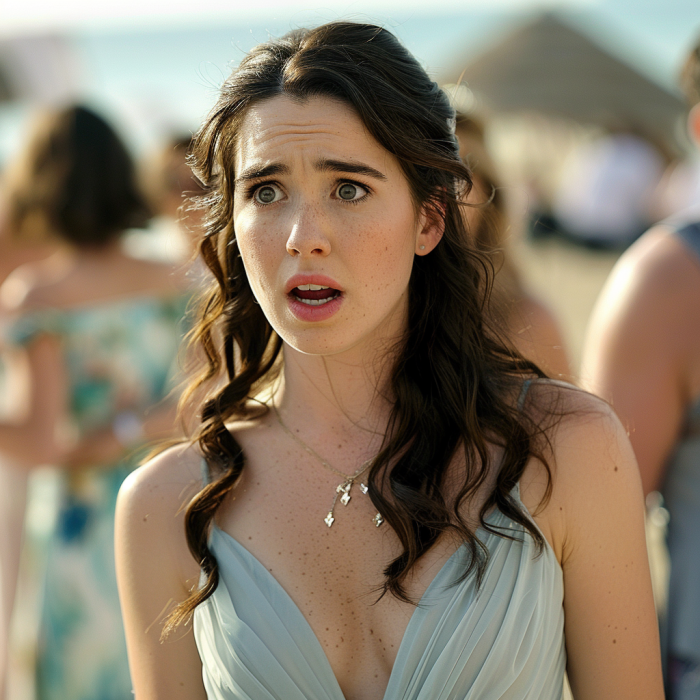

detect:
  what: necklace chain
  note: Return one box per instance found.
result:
[272,403,384,529]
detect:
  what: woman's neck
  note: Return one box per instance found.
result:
[274,338,399,462]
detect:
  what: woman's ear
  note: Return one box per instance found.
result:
[415,198,446,256]
[688,103,700,148]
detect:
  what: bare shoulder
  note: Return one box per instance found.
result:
[117,254,189,295]
[1,254,187,314]
[0,259,47,312]
[526,379,639,490]
[520,380,643,562]
[607,226,700,313]
[583,226,700,390]
[119,441,204,520]
[117,441,204,587]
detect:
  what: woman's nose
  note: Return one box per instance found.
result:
[285,204,331,257]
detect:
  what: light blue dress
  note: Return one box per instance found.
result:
[194,481,566,699]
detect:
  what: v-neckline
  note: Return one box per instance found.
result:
[210,502,509,700]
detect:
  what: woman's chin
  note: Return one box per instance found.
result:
[278,329,360,358]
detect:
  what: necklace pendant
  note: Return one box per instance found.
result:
[373,512,384,528]
[337,480,352,506]
[324,512,335,528]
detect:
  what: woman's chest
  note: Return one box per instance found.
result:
[214,463,470,699]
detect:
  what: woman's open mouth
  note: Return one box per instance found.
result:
[291,283,342,306]
[287,282,344,321]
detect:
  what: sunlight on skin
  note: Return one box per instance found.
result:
[232,95,442,431]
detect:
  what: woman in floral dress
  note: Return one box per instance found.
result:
[0,105,189,700]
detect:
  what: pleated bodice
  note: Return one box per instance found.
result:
[193,486,566,700]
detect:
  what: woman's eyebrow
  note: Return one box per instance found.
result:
[315,158,387,181]
[235,163,290,184]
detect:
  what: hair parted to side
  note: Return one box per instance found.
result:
[3,105,150,247]
[164,21,554,636]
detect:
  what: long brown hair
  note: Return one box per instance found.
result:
[166,21,553,633]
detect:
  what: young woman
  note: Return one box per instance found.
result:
[116,22,664,700]
[0,105,188,700]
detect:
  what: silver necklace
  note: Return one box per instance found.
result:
[273,404,384,529]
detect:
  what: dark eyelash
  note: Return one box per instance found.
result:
[337,179,372,204]
[246,181,277,200]
[245,178,373,203]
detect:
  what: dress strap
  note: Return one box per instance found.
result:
[675,221,700,262]
[201,458,211,487]
[513,379,534,502]
[517,378,533,412]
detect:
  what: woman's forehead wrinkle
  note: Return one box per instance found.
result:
[237,122,349,167]
[253,122,351,149]
[235,97,395,179]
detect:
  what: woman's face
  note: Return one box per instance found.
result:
[232,95,440,357]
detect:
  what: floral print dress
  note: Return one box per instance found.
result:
[5,295,188,700]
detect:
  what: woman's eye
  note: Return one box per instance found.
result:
[254,185,281,204]
[336,182,367,201]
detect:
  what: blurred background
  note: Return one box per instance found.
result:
[1,0,698,697]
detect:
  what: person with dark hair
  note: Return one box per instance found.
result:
[0,105,188,700]
[455,115,570,381]
[117,23,663,699]
[583,35,700,699]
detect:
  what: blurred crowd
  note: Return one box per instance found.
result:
[0,14,699,700]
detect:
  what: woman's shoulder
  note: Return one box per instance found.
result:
[524,379,637,483]
[604,226,700,313]
[117,442,204,585]
[1,252,187,315]
[120,441,204,514]
[111,254,190,295]
[520,380,644,562]
[0,258,51,313]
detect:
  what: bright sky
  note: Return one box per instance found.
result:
[0,0,598,34]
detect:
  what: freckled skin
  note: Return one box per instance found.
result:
[233,95,428,358]
[213,95,446,700]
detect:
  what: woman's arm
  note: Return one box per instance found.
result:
[550,395,664,699]
[0,333,70,466]
[115,443,205,700]
[581,229,700,495]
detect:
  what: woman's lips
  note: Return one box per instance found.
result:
[292,287,339,303]
[288,286,343,321]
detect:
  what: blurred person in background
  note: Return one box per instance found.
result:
[0,104,188,700]
[128,134,205,266]
[551,127,665,249]
[455,115,570,380]
[582,36,700,699]
[0,196,56,699]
